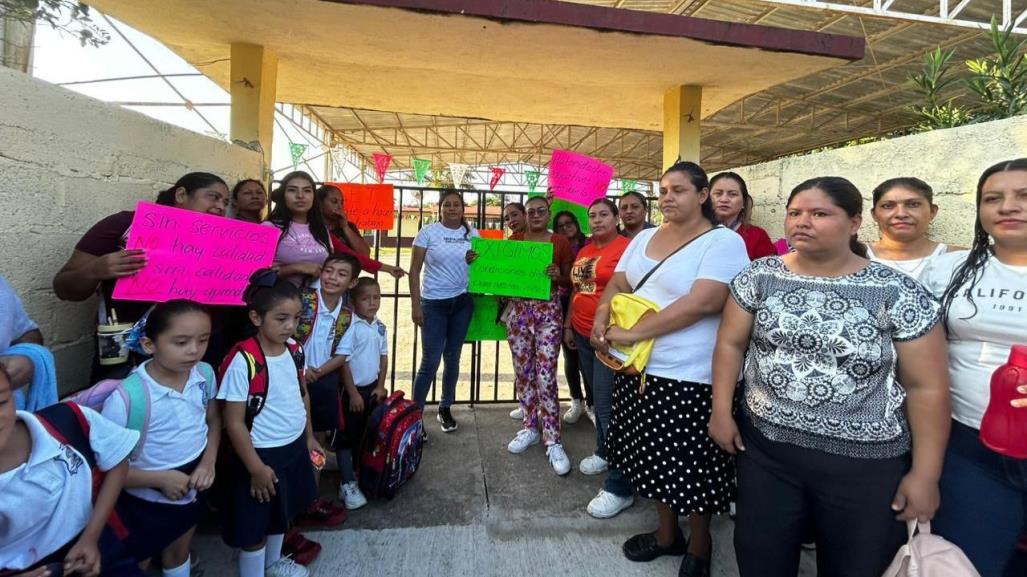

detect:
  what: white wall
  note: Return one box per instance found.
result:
[0,66,261,391]
[730,115,1027,246]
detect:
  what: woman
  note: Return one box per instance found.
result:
[504,196,573,476]
[317,184,371,256]
[409,190,478,433]
[618,191,654,239]
[503,202,529,421]
[868,177,956,279]
[564,198,633,518]
[263,171,401,286]
[553,210,590,424]
[922,159,1027,577]
[709,172,777,260]
[232,179,267,223]
[595,162,749,577]
[53,172,229,380]
[710,176,951,577]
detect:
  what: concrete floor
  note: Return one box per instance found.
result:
[192,404,817,576]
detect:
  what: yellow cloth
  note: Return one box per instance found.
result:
[608,293,659,377]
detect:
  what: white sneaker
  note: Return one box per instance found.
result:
[547,443,571,476]
[585,405,596,426]
[509,406,524,420]
[265,556,309,577]
[587,489,635,519]
[563,399,583,423]
[507,428,540,454]
[579,454,609,476]
[339,481,367,510]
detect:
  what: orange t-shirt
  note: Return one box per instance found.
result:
[570,235,630,335]
[509,232,573,292]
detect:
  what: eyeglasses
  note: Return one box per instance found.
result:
[556,221,575,229]
[526,208,549,217]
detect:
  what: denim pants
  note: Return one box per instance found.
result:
[413,293,474,409]
[933,419,1027,577]
[574,330,632,497]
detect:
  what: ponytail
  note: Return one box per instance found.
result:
[850,234,867,258]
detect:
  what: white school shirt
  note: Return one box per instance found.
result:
[337,315,388,387]
[867,243,948,280]
[920,250,1027,429]
[613,226,750,383]
[101,361,215,505]
[217,348,307,448]
[413,222,480,300]
[304,281,347,369]
[0,409,138,570]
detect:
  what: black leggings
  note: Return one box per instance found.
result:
[560,295,590,405]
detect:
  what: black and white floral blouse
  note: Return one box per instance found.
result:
[729,257,941,459]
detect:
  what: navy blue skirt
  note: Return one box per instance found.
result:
[221,433,318,549]
[117,493,200,562]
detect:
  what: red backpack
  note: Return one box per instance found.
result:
[358,391,424,500]
[218,336,304,430]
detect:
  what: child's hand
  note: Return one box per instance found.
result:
[189,460,216,492]
[372,385,387,404]
[158,470,192,501]
[65,536,101,577]
[349,392,365,413]
[250,465,278,503]
[305,367,321,384]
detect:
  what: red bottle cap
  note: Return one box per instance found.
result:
[1010,345,1027,368]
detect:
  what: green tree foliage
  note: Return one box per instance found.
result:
[1,0,109,47]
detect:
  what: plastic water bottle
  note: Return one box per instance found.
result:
[979,344,1027,459]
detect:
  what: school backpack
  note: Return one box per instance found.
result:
[882,521,980,577]
[218,336,304,430]
[358,390,424,500]
[66,362,217,459]
[295,287,353,352]
[34,402,129,540]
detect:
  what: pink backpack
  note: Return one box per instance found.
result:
[882,521,980,577]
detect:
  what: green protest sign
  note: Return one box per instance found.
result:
[465,295,508,341]
[548,198,591,235]
[469,237,553,300]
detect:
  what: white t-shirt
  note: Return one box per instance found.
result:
[0,409,138,570]
[337,315,389,387]
[304,283,347,369]
[867,243,948,280]
[920,250,1027,429]
[217,347,308,448]
[613,226,750,383]
[413,222,479,300]
[101,361,215,504]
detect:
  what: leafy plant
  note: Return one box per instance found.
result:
[1,0,109,47]
[964,18,1027,120]
[909,48,975,130]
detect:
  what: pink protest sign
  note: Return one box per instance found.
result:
[548,150,614,206]
[113,202,279,305]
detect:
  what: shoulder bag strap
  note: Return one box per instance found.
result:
[632,226,719,294]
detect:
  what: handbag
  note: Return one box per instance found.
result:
[881,521,980,577]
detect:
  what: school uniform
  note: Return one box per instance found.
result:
[300,282,352,438]
[0,408,140,574]
[216,348,317,549]
[101,361,216,562]
[338,315,388,451]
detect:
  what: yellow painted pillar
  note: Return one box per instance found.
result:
[230,43,278,181]
[663,85,702,170]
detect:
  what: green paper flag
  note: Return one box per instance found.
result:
[548,198,591,235]
[464,295,508,341]
[413,158,431,184]
[621,179,637,193]
[288,143,307,169]
[525,170,541,194]
[469,237,553,300]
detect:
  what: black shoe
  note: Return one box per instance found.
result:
[679,547,711,577]
[437,407,458,432]
[622,530,687,562]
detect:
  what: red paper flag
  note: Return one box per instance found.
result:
[489,167,505,191]
[373,153,393,184]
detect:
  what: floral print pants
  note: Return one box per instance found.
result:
[507,295,563,446]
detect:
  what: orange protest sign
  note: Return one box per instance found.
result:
[331,183,395,230]
[478,229,504,240]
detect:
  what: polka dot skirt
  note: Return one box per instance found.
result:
[606,372,735,516]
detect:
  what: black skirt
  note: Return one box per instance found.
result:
[116,454,203,562]
[606,372,735,516]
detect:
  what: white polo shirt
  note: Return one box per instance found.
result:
[101,361,216,505]
[304,283,348,369]
[337,315,388,387]
[0,409,138,570]
[217,347,308,448]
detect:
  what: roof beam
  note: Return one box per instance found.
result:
[753,0,1027,34]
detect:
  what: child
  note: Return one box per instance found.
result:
[0,367,141,577]
[217,271,321,577]
[319,277,388,509]
[100,300,220,577]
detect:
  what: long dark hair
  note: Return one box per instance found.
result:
[156,172,227,206]
[553,210,587,247]
[661,161,717,225]
[787,177,867,258]
[439,189,470,240]
[871,176,934,207]
[589,197,621,235]
[268,171,332,253]
[940,158,1027,328]
[231,178,266,201]
[710,171,752,224]
[144,299,210,341]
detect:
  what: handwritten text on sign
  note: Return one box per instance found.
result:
[113,202,278,305]
[469,238,553,300]
[331,183,395,230]
[548,150,614,206]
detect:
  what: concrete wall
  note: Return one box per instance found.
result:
[731,115,1027,247]
[0,66,261,391]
